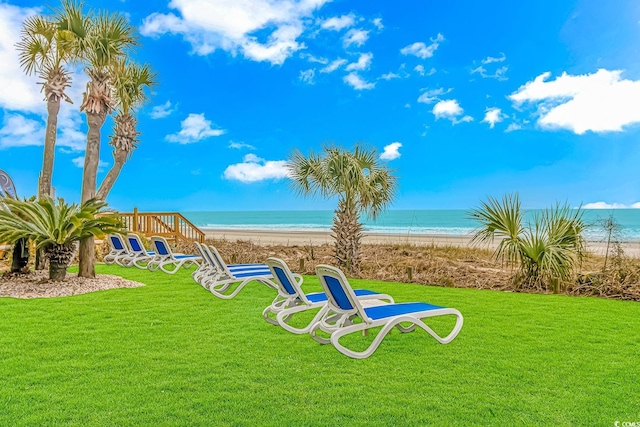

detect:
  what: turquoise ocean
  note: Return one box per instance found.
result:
[183,210,640,242]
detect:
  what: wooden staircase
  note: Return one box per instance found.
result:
[116,208,205,243]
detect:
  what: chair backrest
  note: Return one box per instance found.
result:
[194,242,215,268]
[315,264,366,317]
[206,245,233,277]
[126,234,147,254]
[266,257,309,302]
[151,236,173,258]
[108,234,127,252]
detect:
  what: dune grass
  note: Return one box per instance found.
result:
[0,264,638,426]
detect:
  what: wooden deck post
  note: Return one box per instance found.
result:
[132,207,138,232]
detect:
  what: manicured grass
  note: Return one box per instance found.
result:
[0,265,639,425]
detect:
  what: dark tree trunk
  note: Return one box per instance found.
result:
[11,238,29,273]
[49,262,68,281]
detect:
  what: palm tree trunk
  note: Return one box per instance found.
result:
[331,198,363,275]
[38,97,60,199]
[78,110,106,278]
[10,238,29,273]
[96,149,127,201]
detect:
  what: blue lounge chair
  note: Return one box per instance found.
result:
[104,234,130,266]
[147,236,201,274]
[201,244,275,299]
[312,264,464,359]
[264,257,395,333]
[119,234,157,269]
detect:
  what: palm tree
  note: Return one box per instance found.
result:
[0,197,124,281]
[96,60,156,201]
[16,0,89,200]
[77,10,137,278]
[469,194,587,292]
[288,144,397,274]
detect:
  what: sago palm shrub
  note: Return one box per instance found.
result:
[0,197,124,281]
[469,194,587,292]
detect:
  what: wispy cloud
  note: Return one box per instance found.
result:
[150,100,176,119]
[223,154,289,183]
[471,65,508,81]
[509,69,640,134]
[166,113,225,144]
[417,87,452,104]
[380,72,400,80]
[345,52,373,71]
[299,69,316,84]
[583,201,640,209]
[400,33,444,59]
[71,156,107,169]
[343,73,375,90]
[320,14,355,31]
[372,18,383,30]
[320,58,347,73]
[228,141,255,150]
[343,28,369,47]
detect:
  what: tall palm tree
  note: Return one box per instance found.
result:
[96,60,156,201]
[16,0,89,200]
[288,144,397,274]
[77,10,136,278]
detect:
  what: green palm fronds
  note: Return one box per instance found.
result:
[0,197,123,249]
[288,144,397,273]
[470,194,587,291]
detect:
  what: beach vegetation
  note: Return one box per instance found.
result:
[288,144,397,274]
[0,197,123,281]
[470,193,587,292]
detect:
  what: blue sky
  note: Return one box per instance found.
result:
[1,0,640,211]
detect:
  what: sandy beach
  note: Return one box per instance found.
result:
[203,229,640,258]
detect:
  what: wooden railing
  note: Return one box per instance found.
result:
[115,208,205,243]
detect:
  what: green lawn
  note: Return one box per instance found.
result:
[0,265,638,426]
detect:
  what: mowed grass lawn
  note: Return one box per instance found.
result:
[0,265,639,426]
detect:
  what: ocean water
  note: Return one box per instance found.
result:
[184,209,640,242]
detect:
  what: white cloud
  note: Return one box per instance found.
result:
[583,201,640,209]
[417,87,452,104]
[372,18,383,30]
[300,53,328,64]
[343,73,375,90]
[432,99,473,124]
[345,52,373,71]
[482,107,505,129]
[299,68,315,84]
[320,58,347,73]
[150,101,175,119]
[505,123,523,132]
[140,0,330,65]
[166,113,225,144]
[320,14,354,31]
[223,154,289,183]
[471,65,508,81]
[229,141,255,150]
[380,72,400,80]
[0,114,44,149]
[380,142,402,160]
[71,156,108,169]
[414,65,425,76]
[400,33,444,59]
[509,69,640,134]
[482,53,506,64]
[343,28,369,47]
